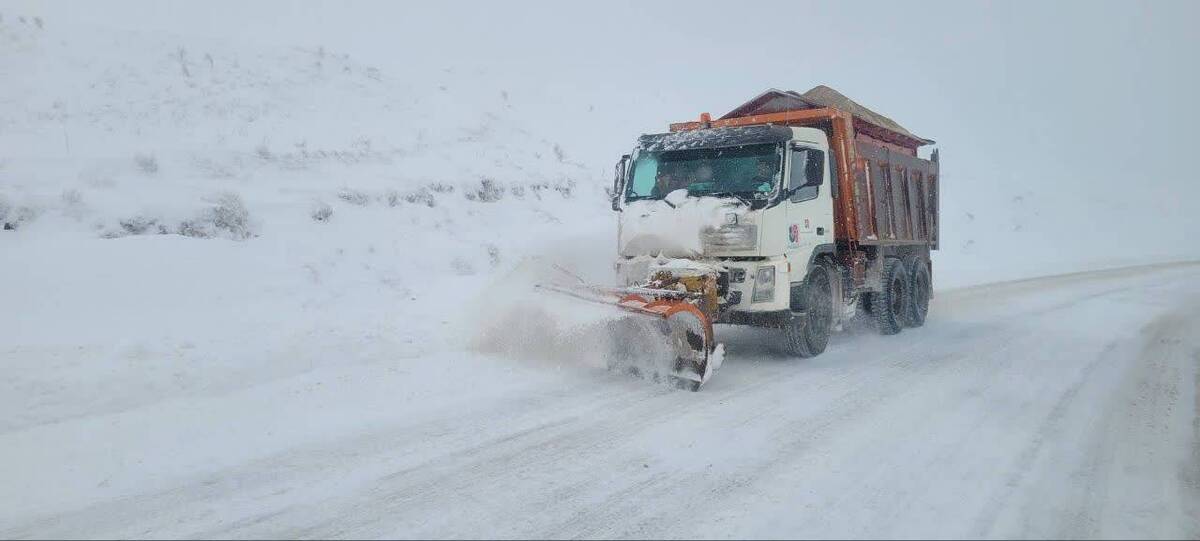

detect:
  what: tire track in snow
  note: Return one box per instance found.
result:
[969,341,1118,537]
[5,264,1200,539]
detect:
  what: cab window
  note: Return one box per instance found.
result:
[788,148,825,202]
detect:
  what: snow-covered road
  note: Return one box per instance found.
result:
[4,262,1199,539]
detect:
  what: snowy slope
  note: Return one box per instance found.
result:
[0,13,599,234]
[0,15,613,436]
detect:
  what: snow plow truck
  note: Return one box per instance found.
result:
[548,86,939,391]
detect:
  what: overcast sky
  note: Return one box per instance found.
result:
[10,0,1200,231]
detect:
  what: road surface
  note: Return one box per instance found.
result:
[3,263,1199,538]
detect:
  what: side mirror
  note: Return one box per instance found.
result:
[788,185,819,203]
[612,154,630,211]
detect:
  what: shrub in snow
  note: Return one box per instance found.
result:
[60,189,82,206]
[450,256,476,276]
[208,193,253,239]
[255,143,273,161]
[486,244,501,268]
[337,188,370,206]
[61,189,86,219]
[118,216,166,236]
[179,193,254,240]
[175,220,205,238]
[465,178,504,202]
[350,137,372,154]
[176,47,191,78]
[403,188,436,208]
[0,196,24,230]
[553,179,576,198]
[133,153,158,175]
[311,201,333,222]
[385,190,402,207]
[429,182,454,194]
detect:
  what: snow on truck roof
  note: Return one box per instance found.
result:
[637,124,794,152]
[721,85,933,146]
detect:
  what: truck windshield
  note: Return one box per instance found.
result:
[625,143,782,202]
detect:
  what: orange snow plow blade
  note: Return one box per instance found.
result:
[536,283,718,391]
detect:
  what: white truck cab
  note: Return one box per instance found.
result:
[614,126,837,320]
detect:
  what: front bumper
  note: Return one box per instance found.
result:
[717,258,789,314]
[615,256,791,315]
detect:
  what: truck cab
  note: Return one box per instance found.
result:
[613,125,837,322]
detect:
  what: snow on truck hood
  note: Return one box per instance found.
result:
[619,190,746,258]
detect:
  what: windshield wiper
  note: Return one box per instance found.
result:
[701,191,755,207]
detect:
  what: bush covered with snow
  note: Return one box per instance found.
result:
[465,178,505,202]
[0,197,37,231]
[188,192,254,240]
[337,188,370,206]
[310,201,334,222]
[133,153,159,175]
[0,194,10,228]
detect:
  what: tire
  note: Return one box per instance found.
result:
[904,260,931,328]
[874,258,908,335]
[783,264,834,357]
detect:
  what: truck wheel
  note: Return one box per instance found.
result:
[904,261,931,327]
[783,265,833,357]
[874,258,908,335]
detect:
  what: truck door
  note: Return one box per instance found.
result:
[785,144,836,281]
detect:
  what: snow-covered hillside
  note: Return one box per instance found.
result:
[0,15,614,431]
[0,12,600,233]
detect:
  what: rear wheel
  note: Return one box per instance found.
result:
[783,265,833,357]
[904,260,931,327]
[873,258,908,335]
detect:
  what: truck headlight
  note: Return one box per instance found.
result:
[752,265,775,303]
[702,224,757,252]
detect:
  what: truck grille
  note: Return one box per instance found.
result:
[702,224,757,252]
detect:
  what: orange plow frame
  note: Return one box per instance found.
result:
[537,284,718,390]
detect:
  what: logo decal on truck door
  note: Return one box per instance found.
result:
[788,224,800,247]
